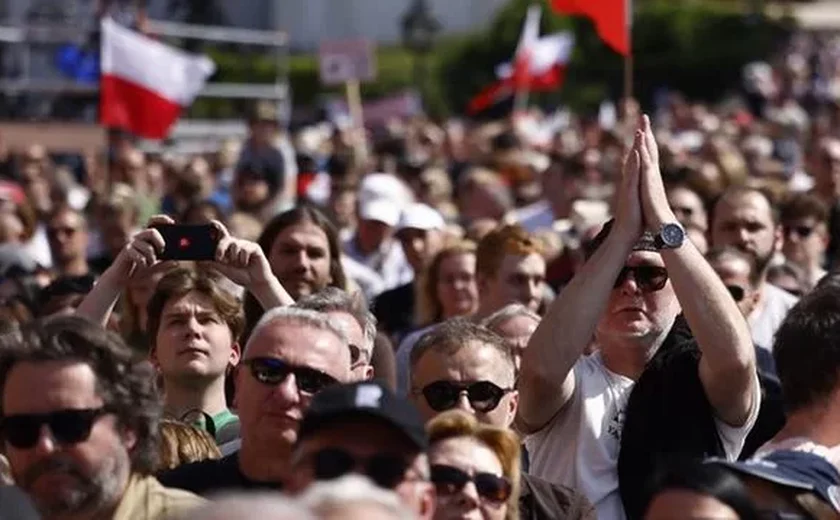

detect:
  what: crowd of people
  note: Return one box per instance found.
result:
[2,29,840,520]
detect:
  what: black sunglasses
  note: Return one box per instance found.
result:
[420,381,513,413]
[312,447,412,489]
[0,408,109,449]
[783,225,815,239]
[244,357,337,395]
[614,265,669,292]
[726,285,746,302]
[431,464,512,504]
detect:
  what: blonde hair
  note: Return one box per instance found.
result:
[157,419,222,470]
[415,241,477,326]
[426,410,521,520]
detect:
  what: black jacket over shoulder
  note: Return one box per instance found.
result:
[519,473,597,520]
[617,316,725,520]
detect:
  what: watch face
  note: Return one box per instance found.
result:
[662,224,685,247]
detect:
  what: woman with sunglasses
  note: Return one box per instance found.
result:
[427,410,520,520]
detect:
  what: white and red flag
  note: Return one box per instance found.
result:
[99,17,215,139]
[468,6,574,114]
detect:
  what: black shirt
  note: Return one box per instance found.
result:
[373,282,416,339]
[156,452,279,497]
[519,473,596,520]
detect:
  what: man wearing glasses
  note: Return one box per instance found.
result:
[408,318,596,519]
[290,381,435,519]
[0,315,204,519]
[518,117,761,519]
[158,307,352,495]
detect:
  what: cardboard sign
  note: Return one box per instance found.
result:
[318,39,377,86]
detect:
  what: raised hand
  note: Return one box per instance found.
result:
[637,115,677,231]
[111,214,175,282]
[613,128,644,242]
[204,220,274,289]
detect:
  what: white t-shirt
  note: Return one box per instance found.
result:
[525,352,761,520]
[749,283,798,351]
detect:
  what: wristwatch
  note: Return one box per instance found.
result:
[654,222,686,250]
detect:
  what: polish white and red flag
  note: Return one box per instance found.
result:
[99,17,215,139]
[468,6,574,114]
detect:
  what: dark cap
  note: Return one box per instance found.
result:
[710,450,840,513]
[299,381,428,450]
[583,219,658,260]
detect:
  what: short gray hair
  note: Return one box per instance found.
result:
[481,303,541,331]
[299,475,415,520]
[183,492,313,520]
[246,307,349,353]
[295,287,377,361]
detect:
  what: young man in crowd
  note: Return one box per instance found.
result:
[46,206,90,277]
[409,318,596,519]
[710,187,798,351]
[290,381,436,519]
[158,307,352,495]
[0,315,204,519]
[518,117,760,519]
[779,192,829,290]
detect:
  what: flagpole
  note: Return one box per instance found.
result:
[623,0,634,126]
[514,87,529,115]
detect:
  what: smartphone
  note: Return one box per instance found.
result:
[151,224,220,261]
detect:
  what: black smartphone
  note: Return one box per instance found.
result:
[152,224,220,261]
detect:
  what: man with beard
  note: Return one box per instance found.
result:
[0,315,204,519]
[710,187,798,352]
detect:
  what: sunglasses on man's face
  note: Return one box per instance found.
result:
[726,285,747,302]
[243,357,337,395]
[312,447,413,489]
[420,381,512,413]
[783,225,815,239]
[0,408,109,449]
[431,464,512,504]
[614,265,669,292]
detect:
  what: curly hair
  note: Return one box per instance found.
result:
[0,315,162,474]
[426,410,521,520]
[157,419,221,471]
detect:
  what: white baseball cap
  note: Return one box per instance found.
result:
[359,198,401,227]
[398,203,445,232]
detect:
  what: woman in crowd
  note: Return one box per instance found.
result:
[414,241,479,329]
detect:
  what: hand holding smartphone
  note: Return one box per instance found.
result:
[151,224,220,261]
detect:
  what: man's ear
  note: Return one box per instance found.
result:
[506,390,520,430]
[148,346,159,369]
[364,366,374,381]
[229,341,242,367]
[773,225,784,253]
[119,425,138,452]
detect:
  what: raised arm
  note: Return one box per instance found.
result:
[638,115,757,427]
[517,135,644,434]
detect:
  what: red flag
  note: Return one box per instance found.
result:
[550,0,629,56]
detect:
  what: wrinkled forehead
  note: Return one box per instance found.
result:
[625,250,665,268]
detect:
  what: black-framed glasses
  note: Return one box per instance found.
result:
[312,447,414,489]
[726,285,746,302]
[0,408,110,449]
[420,381,513,413]
[431,464,512,504]
[614,265,669,292]
[243,357,337,395]
[783,225,815,239]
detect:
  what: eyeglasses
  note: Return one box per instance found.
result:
[614,265,669,292]
[312,448,414,489]
[431,464,512,504]
[783,225,815,239]
[243,357,337,395]
[0,408,109,449]
[419,381,513,413]
[726,285,746,302]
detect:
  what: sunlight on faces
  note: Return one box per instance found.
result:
[709,257,759,317]
[410,342,517,428]
[236,324,350,451]
[47,210,87,263]
[153,291,239,383]
[644,490,739,520]
[667,187,708,232]
[782,218,827,268]
[429,436,508,520]
[597,252,680,342]
[399,228,444,274]
[436,253,479,319]
[3,362,133,519]
[480,253,545,314]
[269,222,333,300]
[712,193,779,267]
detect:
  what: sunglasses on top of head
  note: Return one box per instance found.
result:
[431,464,512,504]
[243,357,337,394]
[614,265,669,292]
[0,407,110,449]
[419,381,513,413]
